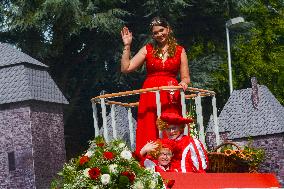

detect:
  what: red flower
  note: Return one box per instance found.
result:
[103,151,114,160]
[121,171,135,183]
[167,179,175,188]
[79,156,90,166]
[97,142,105,147]
[88,167,101,180]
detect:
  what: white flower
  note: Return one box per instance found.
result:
[133,181,144,189]
[118,142,126,148]
[149,180,156,189]
[101,174,111,185]
[109,164,118,173]
[66,165,75,170]
[85,150,94,157]
[92,186,99,189]
[83,168,90,178]
[120,150,132,160]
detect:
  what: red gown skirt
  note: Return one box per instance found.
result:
[135,43,184,152]
[136,74,182,152]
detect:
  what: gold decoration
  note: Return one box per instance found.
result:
[156,117,168,130]
[148,140,162,159]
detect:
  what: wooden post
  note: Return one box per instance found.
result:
[180,90,188,135]
[91,102,99,137]
[111,104,117,139]
[195,93,205,144]
[212,95,220,145]
[155,91,162,138]
[100,98,109,143]
[128,107,134,150]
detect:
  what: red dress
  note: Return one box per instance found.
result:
[136,43,183,152]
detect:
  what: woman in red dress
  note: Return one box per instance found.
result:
[120,17,190,153]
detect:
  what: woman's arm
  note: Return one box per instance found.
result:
[121,46,147,73]
[120,27,147,73]
[179,48,190,90]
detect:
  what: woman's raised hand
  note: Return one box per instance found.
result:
[121,26,132,46]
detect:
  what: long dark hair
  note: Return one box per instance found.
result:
[149,17,178,58]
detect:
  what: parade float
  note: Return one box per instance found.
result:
[52,85,281,188]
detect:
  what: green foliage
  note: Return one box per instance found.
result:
[211,0,284,107]
[243,138,265,168]
[0,0,283,159]
[51,137,165,189]
[232,0,284,103]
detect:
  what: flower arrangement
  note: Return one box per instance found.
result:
[221,141,265,172]
[51,136,165,189]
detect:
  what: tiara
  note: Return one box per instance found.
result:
[150,19,162,27]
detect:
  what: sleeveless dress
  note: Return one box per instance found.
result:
[136,43,183,152]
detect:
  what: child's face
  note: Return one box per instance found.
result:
[165,125,183,140]
[158,148,173,166]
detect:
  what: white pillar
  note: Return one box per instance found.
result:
[100,98,109,142]
[155,91,162,138]
[226,26,233,94]
[180,90,188,135]
[195,94,205,144]
[111,104,117,139]
[91,102,99,137]
[212,96,220,145]
[128,107,134,150]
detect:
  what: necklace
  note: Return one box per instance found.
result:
[158,49,168,59]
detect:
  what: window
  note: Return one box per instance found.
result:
[8,151,15,171]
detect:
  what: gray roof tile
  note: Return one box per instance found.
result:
[207,86,284,139]
[27,67,68,104]
[0,65,68,104]
[0,43,47,68]
[0,43,68,105]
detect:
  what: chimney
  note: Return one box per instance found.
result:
[251,77,259,109]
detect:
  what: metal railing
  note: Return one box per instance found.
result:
[91,86,220,150]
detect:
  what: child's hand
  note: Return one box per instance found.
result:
[140,141,159,156]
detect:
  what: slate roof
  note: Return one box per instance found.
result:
[0,43,48,68]
[0,43,68,105]
[207,85,284,139]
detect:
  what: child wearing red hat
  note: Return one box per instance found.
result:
[157,112,209,173]
[139,138,178,173]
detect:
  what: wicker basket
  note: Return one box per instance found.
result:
[207,142,250,173]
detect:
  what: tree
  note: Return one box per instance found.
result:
[0,0,130,157]
[231,0,283,104]
[0,0,283,158]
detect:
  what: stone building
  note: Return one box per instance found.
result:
[206,81,284,185]
[0,43,68,188]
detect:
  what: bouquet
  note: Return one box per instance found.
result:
[51,136,165,189]
[222,141,265,172]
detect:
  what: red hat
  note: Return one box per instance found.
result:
[159,139,175,152]
[160,112,193,125]
[148,139,175,158]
